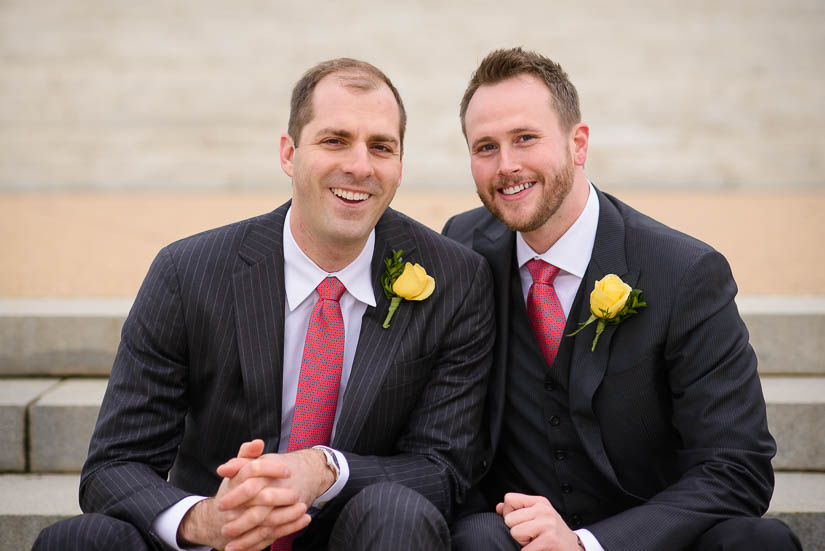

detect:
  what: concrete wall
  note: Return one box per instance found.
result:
[1,0,824,192]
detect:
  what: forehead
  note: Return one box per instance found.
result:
[306,74,401,137]
[464,74,560,137]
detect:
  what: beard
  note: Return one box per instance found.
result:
[477,156,575,233]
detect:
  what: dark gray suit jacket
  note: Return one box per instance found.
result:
[443,189,776,550]
[80,202,494,546]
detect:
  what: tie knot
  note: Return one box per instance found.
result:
[317,276,345,301]
[526,259,560,285]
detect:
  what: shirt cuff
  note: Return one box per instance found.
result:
[312,446,349,508]
[574,528,605,551]
[152,495,210,551]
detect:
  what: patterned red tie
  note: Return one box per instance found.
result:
[526,259,566,367]
[272,276,345,551]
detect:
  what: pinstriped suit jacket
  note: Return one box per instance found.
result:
[443,188,776,551]
[79,202,494,545]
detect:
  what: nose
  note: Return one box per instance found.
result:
[342,142,375,180]
[496,146,521,176]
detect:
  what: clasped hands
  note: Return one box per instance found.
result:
[178,439,335,551]
[497,493,583,551]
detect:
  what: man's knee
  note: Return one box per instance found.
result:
[451,512,519,551]
[33,513,152,551]
[329,482,449,551]
[693,516,802,551]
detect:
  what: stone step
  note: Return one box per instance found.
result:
[28,379,107,473]
[0,379,60,471]
[763,376,825,471]
[1,297,823,377]
[738,296,825,376]
[1,376,823,476]
[0,299,130,377]
[767,473,825,551]
[0,472,821,551]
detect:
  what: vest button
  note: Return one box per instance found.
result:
[549,415,561,426]
[544,380,556,391]
[554,449,567,461]
[561,483,573,494]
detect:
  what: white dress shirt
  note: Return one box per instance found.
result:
[516,183,605,551]
[153,207,375,550]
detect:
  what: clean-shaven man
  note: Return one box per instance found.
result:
[35,58,494,551]
[444,47,800,551]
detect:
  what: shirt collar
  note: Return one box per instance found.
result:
[283,207,377,311]
[516,181,600,278]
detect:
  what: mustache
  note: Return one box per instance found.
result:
[495,173,541,187]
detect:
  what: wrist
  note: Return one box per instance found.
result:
[177,497,213,548]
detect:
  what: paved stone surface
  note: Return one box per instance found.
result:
[0,299,129,376]
[0,379,58,471]
[739,297,825,375]
[763,377,825,471]
[0,474,80,551]
[29,379,107,472]
[1,191,823,298]
[769,472,825,551]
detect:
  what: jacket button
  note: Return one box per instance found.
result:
[544,380,556,391]
[549,415,561,426]
[554,449,567,461]
[481,459,488,469]
[571,514,582,527]
[561,483,573,494]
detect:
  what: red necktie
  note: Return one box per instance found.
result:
[526,259,565,367]
[272,276,345,551]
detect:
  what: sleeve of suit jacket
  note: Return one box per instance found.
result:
[79,245,196,541]
[588,248,775,550]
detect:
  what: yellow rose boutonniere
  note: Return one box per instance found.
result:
[381,249,435,329]
[567,274,646,351]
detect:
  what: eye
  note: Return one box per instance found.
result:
[516,134,537,144]
[371,143,396,156]
[321,137,346,147]
[474,143,497,154]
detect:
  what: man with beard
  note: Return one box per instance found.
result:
[443,48,801,550]
[34,58,494,551]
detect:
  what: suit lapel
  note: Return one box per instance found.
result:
[233,204,289,453]
[568,190,640,491]
[333,209,417,450]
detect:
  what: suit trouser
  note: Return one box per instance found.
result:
[34,482,449,551]
[451,512,802,551]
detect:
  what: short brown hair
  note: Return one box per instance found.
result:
[459,47,581,137]
[288,58,407,151]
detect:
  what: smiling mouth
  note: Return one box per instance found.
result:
[499,182,535,196]
[331,188,370,202]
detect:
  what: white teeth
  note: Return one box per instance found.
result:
[331,188,369,201]
[501,182,534,195]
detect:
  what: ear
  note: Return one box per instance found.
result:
[570,123,589,167]
[280,133,296,177]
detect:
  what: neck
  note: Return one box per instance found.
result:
[289,218,364,273]
[522,174,590,254]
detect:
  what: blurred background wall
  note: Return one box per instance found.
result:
[2,0,823,193]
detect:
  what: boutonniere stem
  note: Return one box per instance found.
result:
[567,274,646,351]
[381,250,435,328]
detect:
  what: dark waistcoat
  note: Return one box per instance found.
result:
[481,262,628,529]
